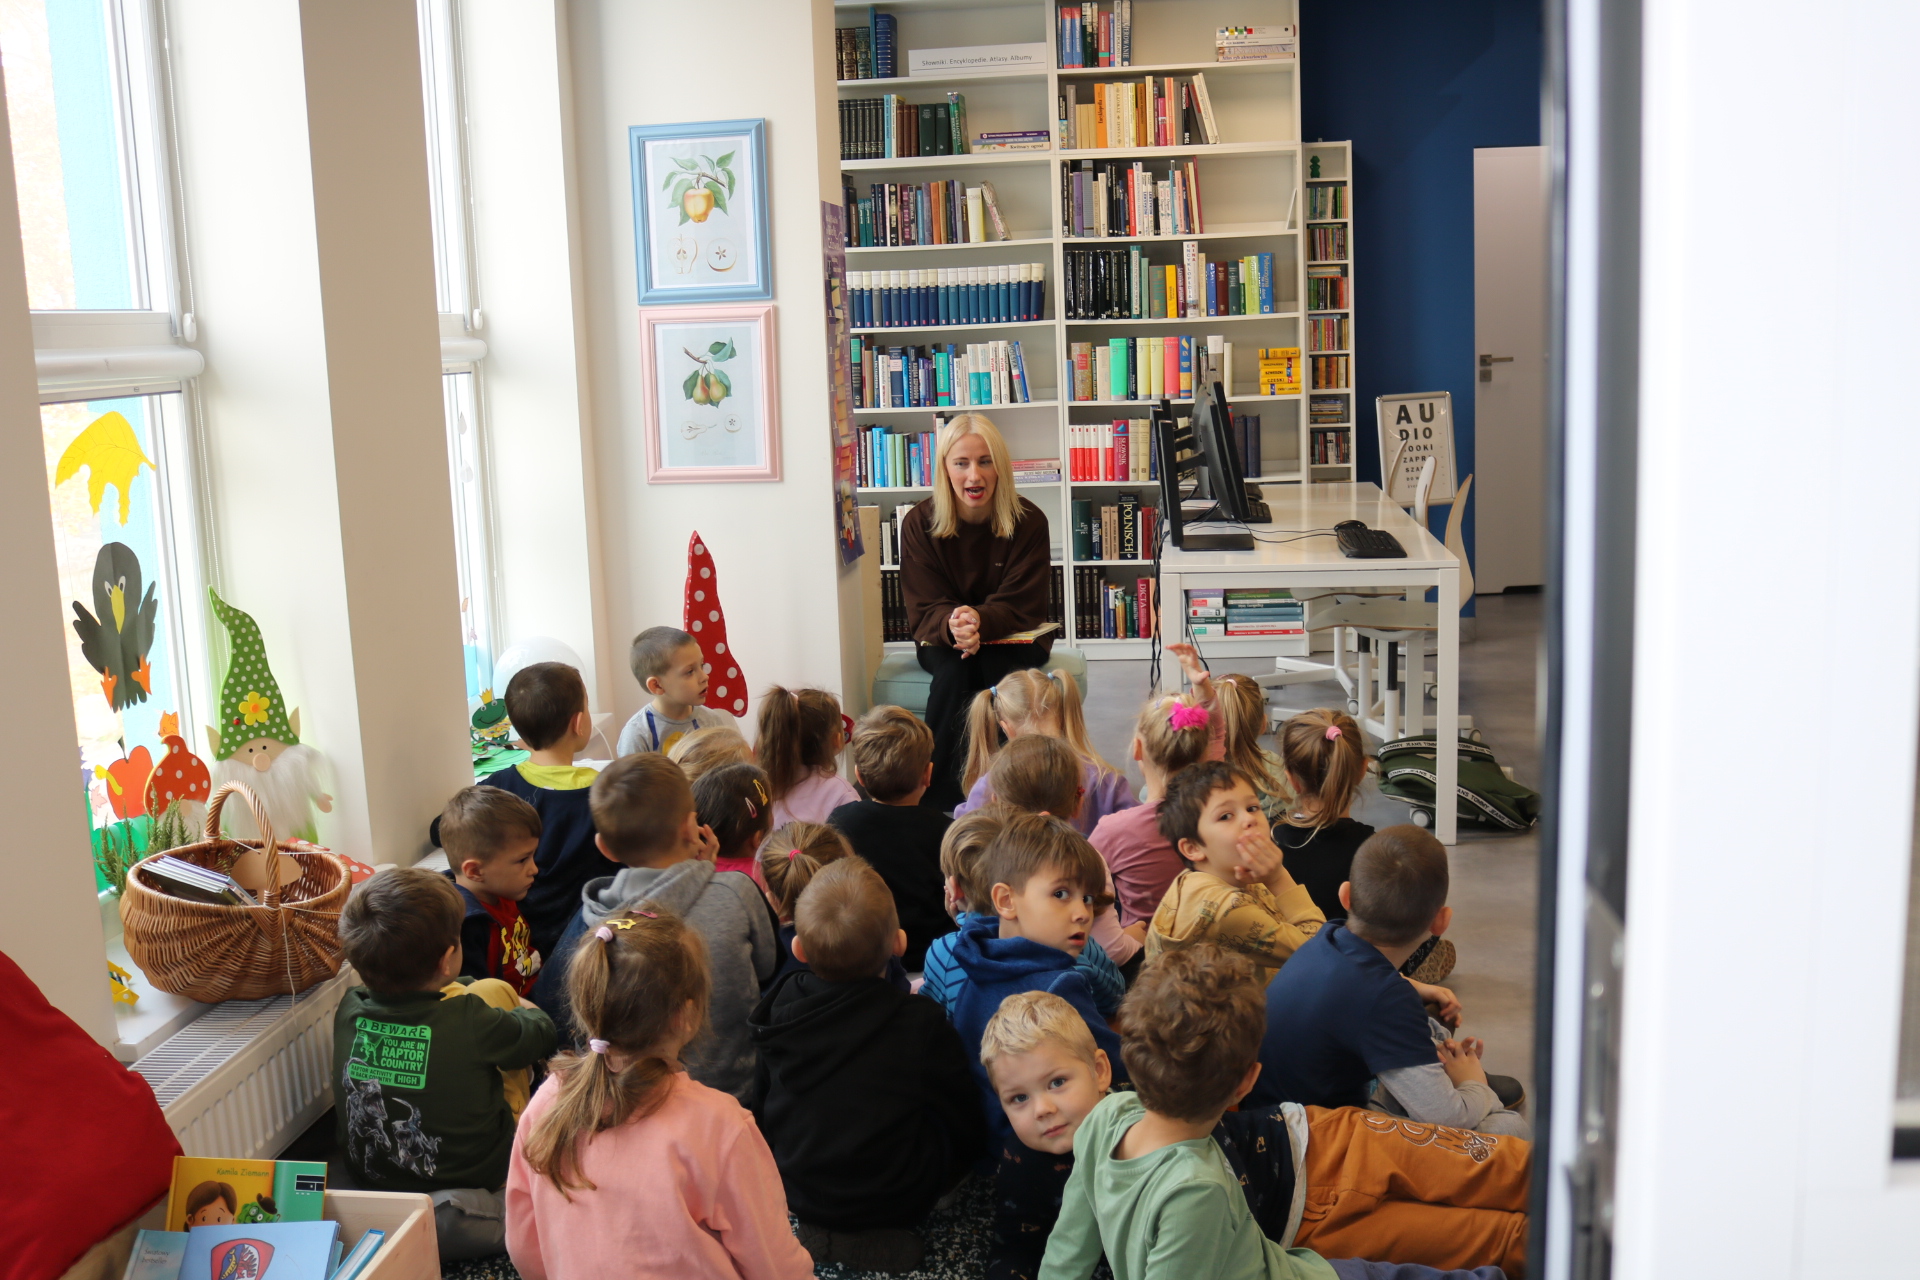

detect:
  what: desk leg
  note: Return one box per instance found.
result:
[1436,567,1460,845]
[1158,569,1183,682]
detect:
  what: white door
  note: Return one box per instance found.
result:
[1472,146,1549,592]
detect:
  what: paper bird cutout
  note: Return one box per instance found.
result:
[71,542,159,711]
[54,411,155,525]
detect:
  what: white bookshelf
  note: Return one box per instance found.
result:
[836,0,1319,657]
[1304,140,1357,479]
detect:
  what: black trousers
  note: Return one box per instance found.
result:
[915,641,1050,811]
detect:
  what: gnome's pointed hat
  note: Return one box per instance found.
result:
[208,589,297,759]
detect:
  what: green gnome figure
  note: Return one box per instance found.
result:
[206,589,333,843]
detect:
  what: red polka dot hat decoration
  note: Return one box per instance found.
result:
[683,532,748,716]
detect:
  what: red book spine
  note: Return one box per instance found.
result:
[1137,575,1155,639]
[1112,420,1126,480]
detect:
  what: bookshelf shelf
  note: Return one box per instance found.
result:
[1064,312,1298,327]
[1304,140,1357,476]
[840,0,1336,654]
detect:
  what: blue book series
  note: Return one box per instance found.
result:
[182,1221,340,1280]
[124,1231,188,1280]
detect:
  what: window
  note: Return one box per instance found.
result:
[41,393,205,890]
[442,371,497,700]
[3,0,172,312]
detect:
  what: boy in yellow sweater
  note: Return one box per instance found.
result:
[1146,761,1325,985]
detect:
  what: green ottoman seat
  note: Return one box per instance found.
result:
[872,647,1089,719]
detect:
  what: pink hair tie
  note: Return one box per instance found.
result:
[593,926,613,943]
[1169,704,1210,731]
[588,1039,610,1055]
[1325,724,1343,741]
[787,848,798,860]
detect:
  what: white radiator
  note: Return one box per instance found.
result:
[133,969,354,1159]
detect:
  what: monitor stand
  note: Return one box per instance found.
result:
[1175,530,1255,552]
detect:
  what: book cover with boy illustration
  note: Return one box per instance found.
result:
[166,1157,327,1232]
[180,1221,339,1280]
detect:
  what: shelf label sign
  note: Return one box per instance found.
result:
[1376,391,1457,505]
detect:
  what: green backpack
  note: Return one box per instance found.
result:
[1375,734,1541,832]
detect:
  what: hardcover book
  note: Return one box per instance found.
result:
[180,1222,340,1280]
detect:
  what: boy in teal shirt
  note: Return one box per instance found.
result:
[1037,944,1507,1280]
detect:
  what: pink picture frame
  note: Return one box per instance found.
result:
[639,303,781,483]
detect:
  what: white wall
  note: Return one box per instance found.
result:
[564,0,856,730]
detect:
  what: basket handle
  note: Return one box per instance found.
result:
[204,780,286,906]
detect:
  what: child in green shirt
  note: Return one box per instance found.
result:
[1034,945,1509,1280]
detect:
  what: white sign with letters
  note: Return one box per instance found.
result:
[1375,391,1458,506]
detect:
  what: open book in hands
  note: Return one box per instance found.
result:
[985,622,1061,645]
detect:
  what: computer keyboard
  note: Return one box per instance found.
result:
[1246,499,1272,523]
[1335,520,1407,558]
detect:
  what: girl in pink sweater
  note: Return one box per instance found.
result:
[505,907,812,1280]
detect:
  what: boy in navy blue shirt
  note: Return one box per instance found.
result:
[1249,824,1529,1137]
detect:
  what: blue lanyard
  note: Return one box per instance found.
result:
[645,707,696,750]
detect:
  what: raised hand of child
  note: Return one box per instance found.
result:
[1408,979,1462,1029]
[1163,642,1216,702]
[693,823,720,862]
[1437,1037,1490,1088]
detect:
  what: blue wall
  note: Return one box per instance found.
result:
[1300,0,1543,574]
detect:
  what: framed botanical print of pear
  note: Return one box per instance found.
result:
[630,118,772,304]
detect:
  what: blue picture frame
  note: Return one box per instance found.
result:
[630,118,773,305]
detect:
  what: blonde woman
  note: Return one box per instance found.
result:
[899,414,1054,809]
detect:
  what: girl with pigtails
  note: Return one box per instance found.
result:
[505,906,812,1280]
[952,666,1135,837]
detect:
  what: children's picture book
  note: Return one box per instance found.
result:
[182,1222,340,1280]
[167,1157,328,1232]
[122,1230,188,1280]
[327,1229,385,1280]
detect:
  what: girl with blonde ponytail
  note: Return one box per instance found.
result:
[505,907,812,1279]
[953,667,1134,837]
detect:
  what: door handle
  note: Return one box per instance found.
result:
[1478,354,1514,367]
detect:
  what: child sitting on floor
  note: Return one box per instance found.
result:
[828,705,954,969]
[692,761,774,879]
[335,868,557,1261]
[615,625,740,756]
[1272,710,1376,924]
[474,662,600,961]
[750,859,986,1275]
[1147,760,1327,986]
[1251,825,1528,1138]
[989,735,1142,979]
[532,754,776,1104]
[439,786,544,996]
[505,907,812,1280]
[954,668,1135,836]
[920,805,1125,1018]
[1036,947,1519,1280]
[758,821,908,991]
[1217,672,1295,821]
[758,684,859,825]
[669,724,754,782]
[1089,692,1215,930]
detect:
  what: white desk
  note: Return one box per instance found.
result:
[1157,482,1463,844]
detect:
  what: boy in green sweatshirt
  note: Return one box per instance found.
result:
[334,867,557,1260]
[1036,944,1508,1280]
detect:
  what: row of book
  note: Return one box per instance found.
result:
[859,428,937,490]
[141,854,262,907]
[124,1155,381,1280]
[1258,348,1302,395]
[1061,158,1205,238]
[1186,587,1305,637]
[835,10,897,80]
[1309,393,1352,424]
[850,338,1036,409]
[840,93,969,161]
[878,565,1068,641]
[848,266,1046,329]
[1312,355,1351,389]
[1230,411,1267,480]
[1311,427,1355,465]
[1216,25,1298,62]
[1057,2,1132,68]
[844,178,1010,248]
[1307,269,1351,311]
[1308,224,1350,262]
[1072,493,1158,562]
[1070,336,1194,402]
[1078,566,1157,640]
[1306,183,1348,220]
[1308,316,1351,353]
[1063,245,1278,320]
[1057,75,1221,151]
[1069,419,1160,482]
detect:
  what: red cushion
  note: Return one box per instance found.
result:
[0,949,180,1280]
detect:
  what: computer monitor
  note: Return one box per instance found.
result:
[1153,397,1254,552]
[1192,375,1253,523]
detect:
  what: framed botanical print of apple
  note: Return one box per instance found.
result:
[630,118,772,304]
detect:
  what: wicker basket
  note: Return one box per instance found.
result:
[120,781,350,1002]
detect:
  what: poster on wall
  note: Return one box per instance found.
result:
[822,201,864,564]
[629,118,772,304]
[641,304,781,483]
[1375,390,1459,506]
